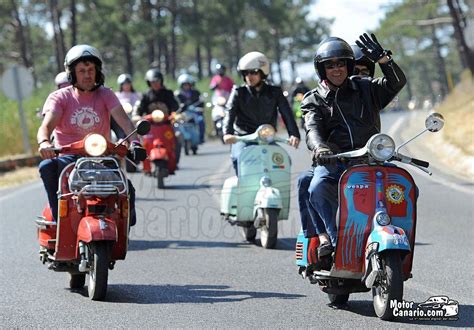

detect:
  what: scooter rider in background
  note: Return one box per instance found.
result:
[297,42,377,240]
[209,63,235,99]
[175,73,205,143]
[37,44,145,226]
[113,74,141,140]
[299,34,406,258]
[136,68,179,117]
[54,71,71,89]
[115,73,141,107]
[223,51,300,174]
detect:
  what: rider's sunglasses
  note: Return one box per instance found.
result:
[323,59,347,70]
[354,67,370,76]
[242,69,260,76]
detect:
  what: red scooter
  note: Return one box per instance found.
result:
[141,110,177,188]
[36,121,150,300]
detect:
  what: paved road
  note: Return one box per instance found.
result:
[1,111,472,328]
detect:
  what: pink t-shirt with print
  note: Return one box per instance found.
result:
[42,86,121,147]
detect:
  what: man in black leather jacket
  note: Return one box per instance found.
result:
[223,51,300,174]
[301,34,406,257]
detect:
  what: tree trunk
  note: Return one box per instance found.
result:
[193,0,202,79]
[447,0,474,76]
[430,22,449,99]
[142,0,155,66]
[70,0,77,46]
[274,30,283,85]
[10,0,31,69]
[170,4,177,79]
[49,0,66,73]
[205,36,213,77]
[23,14,38,87]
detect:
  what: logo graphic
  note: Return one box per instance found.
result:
[391,296,459,320]
[70,107,100,130]
[272,152,284,165]
[386,184,404,204]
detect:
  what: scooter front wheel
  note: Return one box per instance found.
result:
[260,208,279,249]
[87,242,110,301]
[372,251,403,320]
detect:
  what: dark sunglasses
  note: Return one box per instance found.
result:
[354,67,370,76]
[242,69,260,76]
[323,60,347,69]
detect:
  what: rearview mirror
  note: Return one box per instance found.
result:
[425,112,445,132]
[136,120,151,135]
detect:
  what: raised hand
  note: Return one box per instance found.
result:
[355,33,392,63]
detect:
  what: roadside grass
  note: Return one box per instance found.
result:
[434,71,474,155]
[0,166,39,188]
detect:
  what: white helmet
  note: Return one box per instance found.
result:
[177,73,195,86]
[54,71,69,87]
[64,44,104,85]
[117,73,132,85]
[237,51,270,77]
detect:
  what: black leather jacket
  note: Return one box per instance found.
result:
[137,87,179,116]
[223,83,300,138]
[302,60,406,159]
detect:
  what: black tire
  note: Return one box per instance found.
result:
[69,273,86,289]
[184,140,190,155]
[157,170,165,189]
[87,242,110,301]
[260,208,279,249]
[240,225,256,242]
[154,160,167,189]
[328,293,350,305]
[372,251,403,320]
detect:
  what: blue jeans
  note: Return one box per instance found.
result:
[307,162,347,246]
[196,112,205,143]
[230,141,258,175]
[39,156,136,225]
[297,169,325,238]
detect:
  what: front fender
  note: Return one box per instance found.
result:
[254,186,282,210]
[367,225,411,254]
[77,216,117,244]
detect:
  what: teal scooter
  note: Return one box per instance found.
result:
[220,125,292,249]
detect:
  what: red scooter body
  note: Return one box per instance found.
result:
[36,135,132,300]
[141,111,177,188]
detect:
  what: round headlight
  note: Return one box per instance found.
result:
[217,96,227,106]
[367,134,395,162]
[84,134,107,156]
[375,211,391,226]
[257,124,276,142]
[151,110,165,122]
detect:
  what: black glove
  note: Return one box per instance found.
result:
[313,146,335,166]
[128,141,147,162]
[355,33,392,63]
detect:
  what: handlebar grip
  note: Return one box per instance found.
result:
[411,158,429,168]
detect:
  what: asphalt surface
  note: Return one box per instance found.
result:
[1,111,473,328]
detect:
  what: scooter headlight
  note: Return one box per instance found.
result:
[122,102,133,114]
[367,134,395,162]
[151,110,165,123]
[216,96,227,106]
[375,211,391,226]
[257,124,276,142]
[260,176,272,187]
[84,134,107,156]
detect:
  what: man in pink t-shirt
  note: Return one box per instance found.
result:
[209,63,234,99]
[37,44,142,224]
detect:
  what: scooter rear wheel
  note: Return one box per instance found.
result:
[260,208,279,249]
[69,273,85,289]
[372,251,403,320]
[328,293,349,305]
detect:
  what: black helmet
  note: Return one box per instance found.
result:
[215,63,226,75]
[313,37,354,80]
[351,44,375,77]
[145,68,163,86]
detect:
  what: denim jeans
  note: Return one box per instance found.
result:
[297,169,325,238]
[307,162,347,246]
[39,155,137,225]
